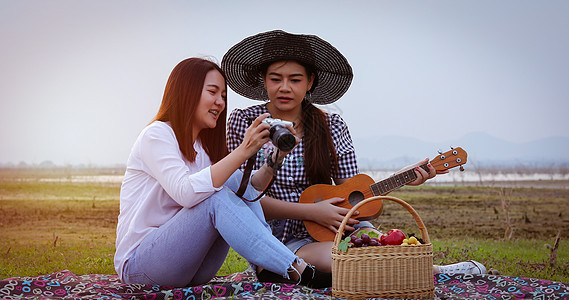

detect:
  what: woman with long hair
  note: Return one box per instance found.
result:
[114,57,330,288]
[223,30,488,284]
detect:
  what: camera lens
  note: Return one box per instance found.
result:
[270,125,295,152]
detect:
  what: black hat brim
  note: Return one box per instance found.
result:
[221,30,353,105]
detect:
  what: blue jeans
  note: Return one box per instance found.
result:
[122,171,298,287]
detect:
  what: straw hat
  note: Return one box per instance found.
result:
[221,30,353,105]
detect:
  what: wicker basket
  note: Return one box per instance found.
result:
[331,196,434,299]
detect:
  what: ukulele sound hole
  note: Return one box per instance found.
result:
[348,191,365,206]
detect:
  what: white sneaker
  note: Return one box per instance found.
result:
[437,260,487,274]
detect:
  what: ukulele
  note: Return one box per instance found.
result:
[299,147,468,241]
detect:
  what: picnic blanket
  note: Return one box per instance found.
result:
[1,269,568,299]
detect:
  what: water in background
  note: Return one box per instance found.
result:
[363,170,569,189]
[20,169,569,189]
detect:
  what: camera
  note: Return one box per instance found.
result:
[262,118,296,152]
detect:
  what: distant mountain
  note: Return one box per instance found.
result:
[353,132,569,169]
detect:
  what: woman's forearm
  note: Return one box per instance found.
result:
[250,150,286,190]
[260,196,314,220]
[250,163,275,190]
[210,147,250,188]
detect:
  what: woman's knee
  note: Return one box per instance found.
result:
[208,187,246,214]
[224,170,246,191]
[296,242,333,273]
[223,170,261,200]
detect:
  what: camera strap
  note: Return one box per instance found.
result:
[234,150,279,202]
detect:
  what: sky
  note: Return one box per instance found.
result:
[1,0,568,166]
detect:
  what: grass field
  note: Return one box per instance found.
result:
[1,168,568,283]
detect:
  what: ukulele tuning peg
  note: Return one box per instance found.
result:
[459,165,465,172]
[438,149,443,154]
[450,146,454,150]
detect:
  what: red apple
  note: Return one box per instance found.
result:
[380,229,406,245]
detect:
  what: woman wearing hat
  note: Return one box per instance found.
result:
[114,57,331,288]
[223,30,488,280]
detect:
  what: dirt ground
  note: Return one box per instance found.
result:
[376,185,569,241]
[0,168,567,243]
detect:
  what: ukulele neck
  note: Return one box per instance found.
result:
[369,163,429,196]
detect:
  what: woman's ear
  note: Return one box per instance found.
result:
[307,73,315,92]
[261,72,268,91]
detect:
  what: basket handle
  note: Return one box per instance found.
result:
[333,195,431,247]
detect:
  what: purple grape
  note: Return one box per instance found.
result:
[353,237,363,247]
[350,235,359,243]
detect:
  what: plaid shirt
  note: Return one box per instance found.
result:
[227,104,359,243]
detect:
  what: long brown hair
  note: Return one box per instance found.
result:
[292,62,338,184]
[153,58,229,163]
[301,99,338,184]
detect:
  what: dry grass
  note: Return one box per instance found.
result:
[1,168,568,283]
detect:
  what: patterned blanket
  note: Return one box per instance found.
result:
[1,269,568,299]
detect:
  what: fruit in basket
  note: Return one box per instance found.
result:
[352,227,382,239]
[407,235,422,245]
[361,233,371,244]
[380,229,406,245]
[369,238,381,246]
[352,236,363,247]
[407,233,424,245]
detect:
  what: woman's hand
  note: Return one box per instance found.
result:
[249,115,300,190]
[210,113,271,188]
[237,113,271,158]
[309,197,360,234]
[401,158,449,186]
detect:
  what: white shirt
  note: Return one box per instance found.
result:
[114,121,222,279]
